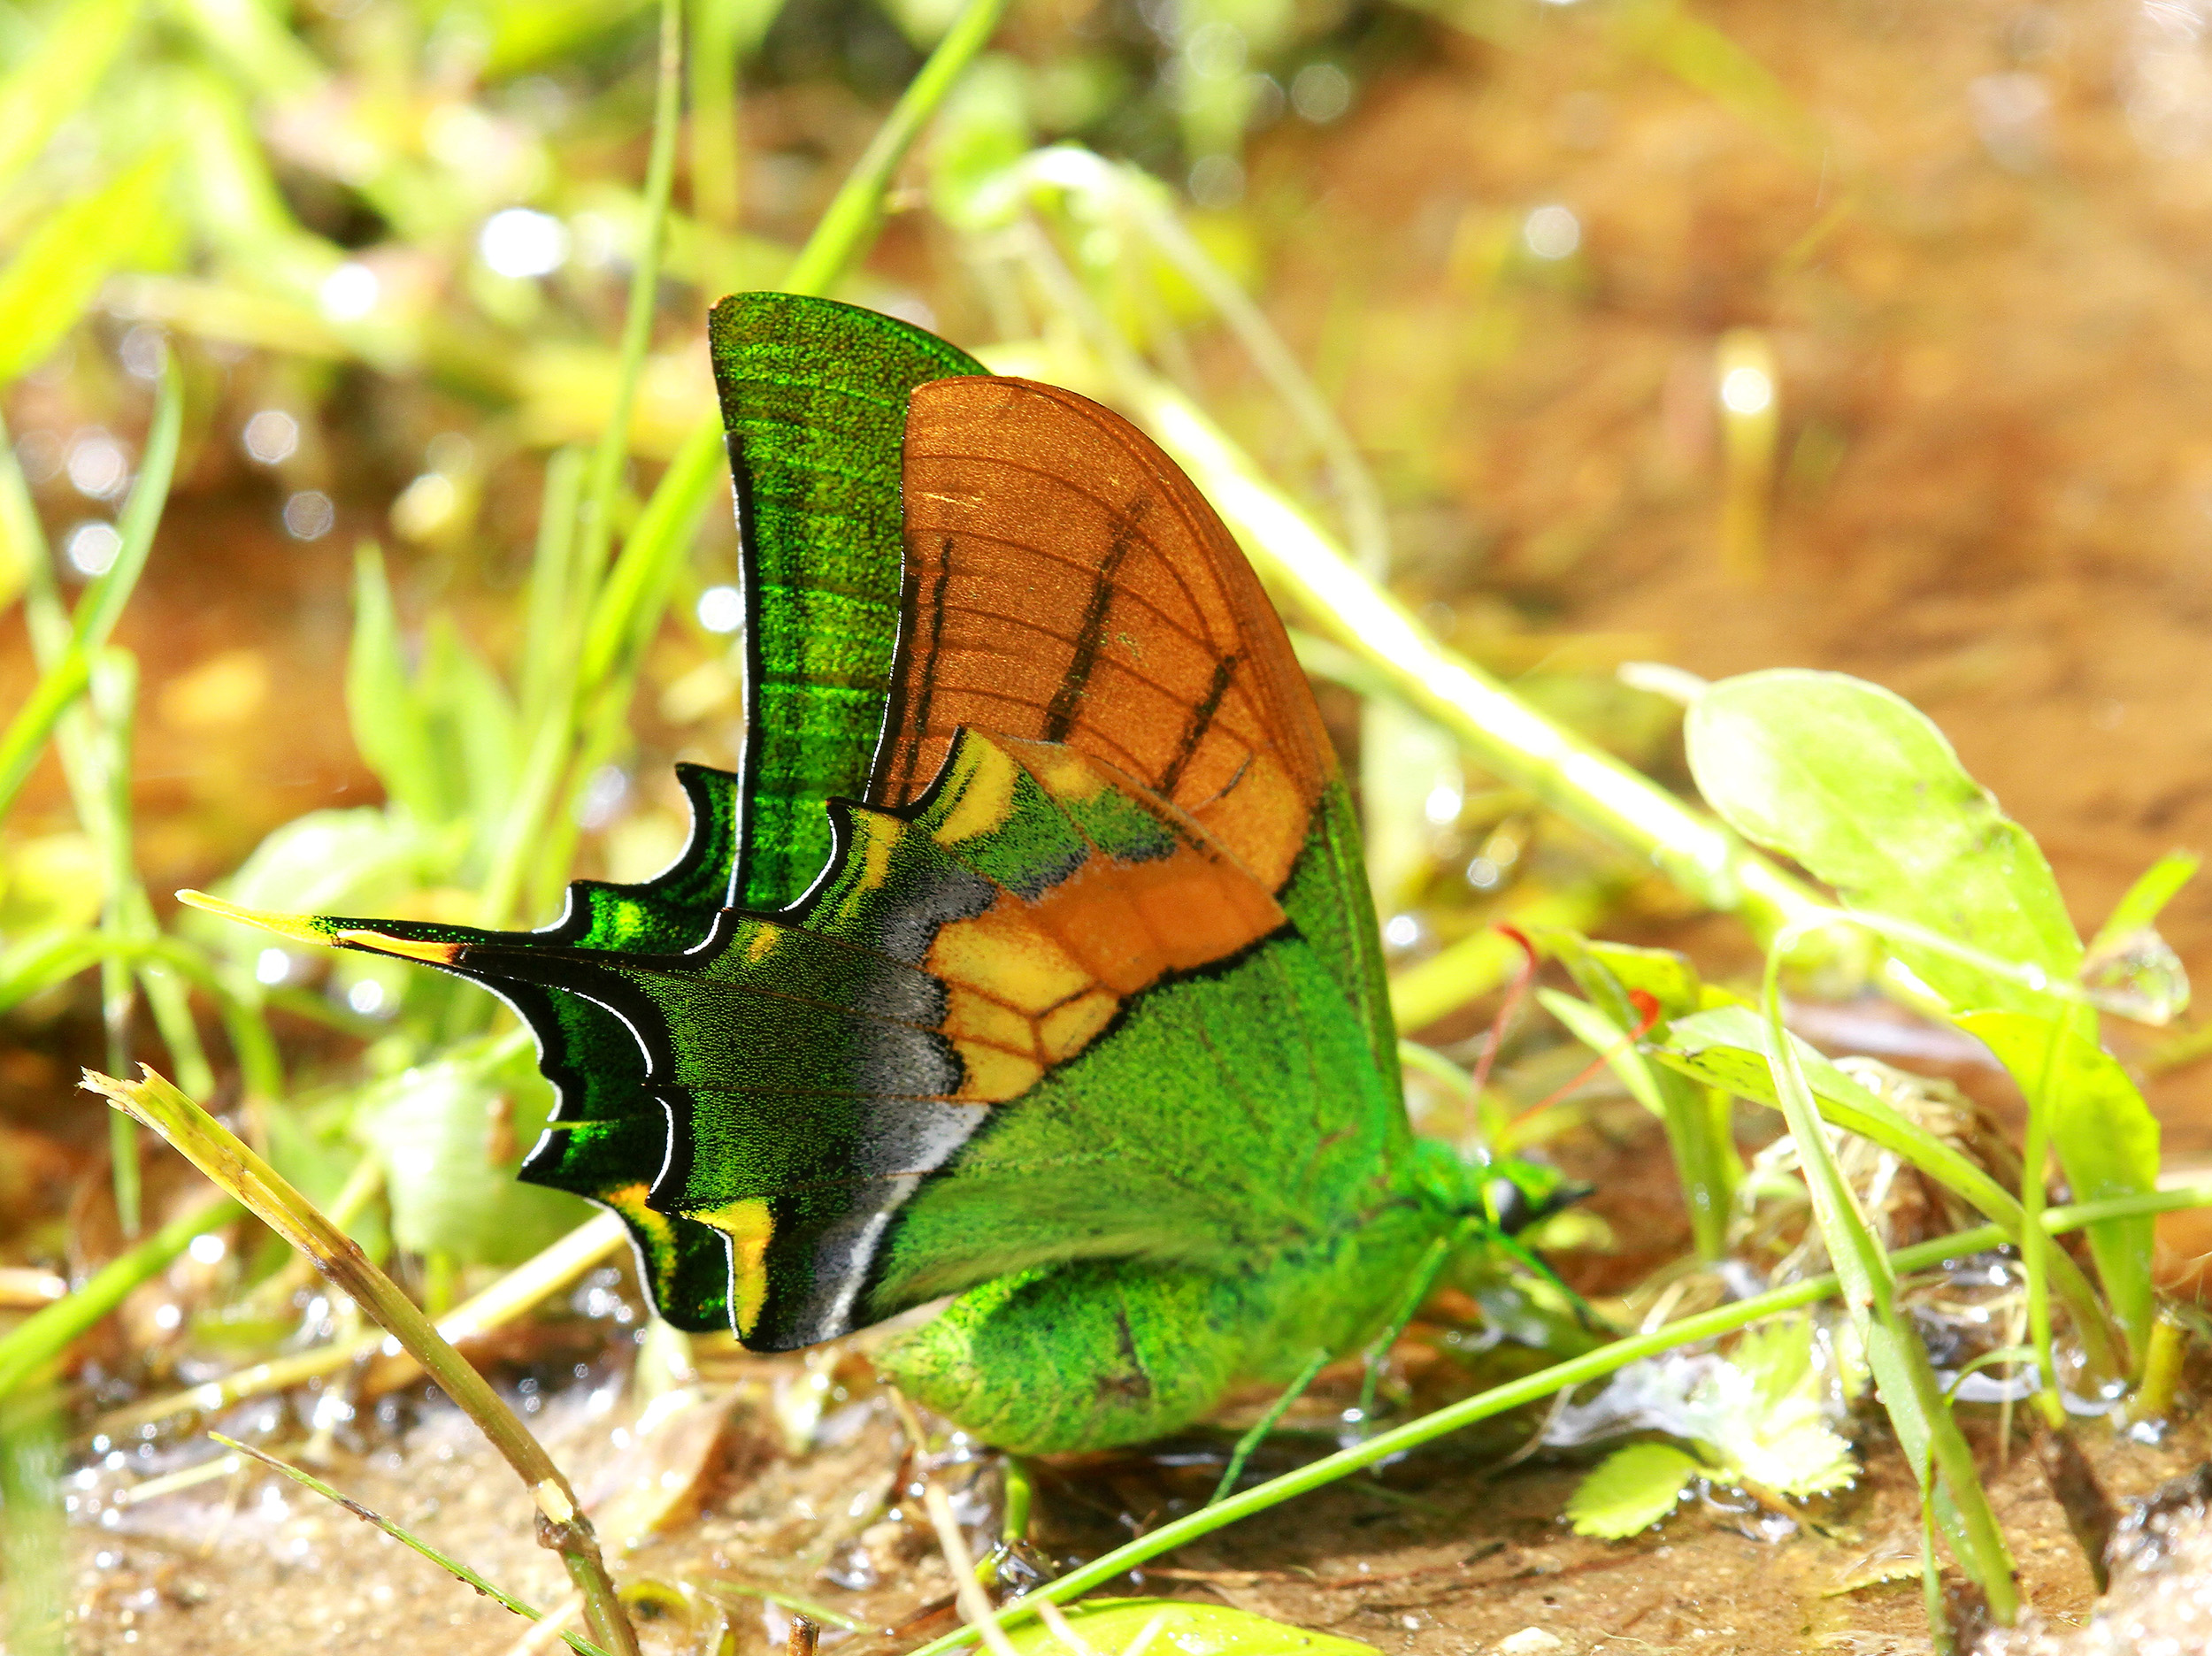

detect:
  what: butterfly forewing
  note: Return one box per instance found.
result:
[882,375,1398,1074]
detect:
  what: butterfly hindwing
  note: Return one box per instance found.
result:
[393,728,1348,1348]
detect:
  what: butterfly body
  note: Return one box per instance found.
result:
[187,295,1563,1456]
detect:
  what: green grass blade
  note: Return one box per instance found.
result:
[0,648,93,820]
[519,446,588,732]
[1540,988,1734,1260]
[1969,1008,2157,1367]
[72,364,182,655]
[347,541,449,824]
[1655,1004,2123,1382]
[572,0,684,596]
[1755,944,2017,1619]
[0,1392,65,1656]
[211,1434,617,1656]
[781,0,1012,297]
[2093,851,2199,950]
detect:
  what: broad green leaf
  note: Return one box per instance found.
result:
[1565,1442,1701,1538]
[355,1054,587,1266]
[1686,670,2079,1017]
[419,618,521,843]
[999,1599,1379,1656]
[0,147,180,387]
[1958,1010,2160,1355]
[0,0,136,203]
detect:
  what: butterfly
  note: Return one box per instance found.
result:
[186,294,1569,1458]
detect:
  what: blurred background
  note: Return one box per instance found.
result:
[4,0,2212,1381]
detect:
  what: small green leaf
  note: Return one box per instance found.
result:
[1957,1011,2160,1356]
[1701,1320,1855,1497]
[999,1599,1379,1656]
[1565,1442,1701,1538]
[355,1054,587,1267]
[1686,670,2080,1017]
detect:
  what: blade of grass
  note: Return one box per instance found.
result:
[519,447,588,735]
[573,0,684,599]
[82,1066,642,1656]
[0,385,227,1100]
[1757,932,2017,1619]
[1654,1003,2124,1384]
[0,648,92,819]
[0,1190,242,1400]
[212,1434,617,1656]
[905,1190,2211,1656]
[90,650,144,1231]
[476,0,686,932]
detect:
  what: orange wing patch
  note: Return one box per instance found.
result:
[878,377,1336,898]
[911,733,1287,1102]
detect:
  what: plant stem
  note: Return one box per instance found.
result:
[214,1434,616,1656]
[782,0,1010,299]
[0,1191,242,1399]
[902,1185,2212,1656]
[83,1067,641,1656]
[1758,939,2016,1620]
[575,0,684,597]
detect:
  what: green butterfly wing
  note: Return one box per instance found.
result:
[231,296,1412,1353]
